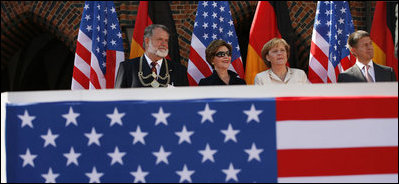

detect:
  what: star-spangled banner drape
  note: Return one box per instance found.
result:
[71,1,125,90]
[187,1,245,86]
[308,1,356,83]
[6,99,277,183]
[5,96,398,182]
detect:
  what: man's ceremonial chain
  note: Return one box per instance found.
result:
[138,56,170,87]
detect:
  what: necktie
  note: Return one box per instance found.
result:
[364,65,373,82]
[151,62,158,78]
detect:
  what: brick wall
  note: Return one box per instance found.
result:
[1,1,376,71]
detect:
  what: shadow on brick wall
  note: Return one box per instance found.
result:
[2,33,74,92]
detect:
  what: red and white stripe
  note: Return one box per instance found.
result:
[276,96,398,182]
[71,30,124,90]
[187,34,244,86]
[187,34,212,85]
[308,30,355,83]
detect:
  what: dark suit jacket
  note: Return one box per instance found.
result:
[115,56,188,88]
[198,70,246,86]
[337,62,397,82]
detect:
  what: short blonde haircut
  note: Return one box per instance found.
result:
[261,38,290,68]
[347,30,370,50]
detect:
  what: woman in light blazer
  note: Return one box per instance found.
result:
[254,38,309,84]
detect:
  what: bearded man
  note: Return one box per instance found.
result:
[115,24,188,88]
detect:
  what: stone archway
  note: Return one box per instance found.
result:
[1,2,82,92]
[1,12,75,92]
[4,32,74,92]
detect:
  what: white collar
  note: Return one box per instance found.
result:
[144,53,163,67]
[268,67,292,82]
[356,59,373,69]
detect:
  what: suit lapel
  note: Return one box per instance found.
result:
[157,59,170,85]
[159,59,166,78]
[351,64,367,82]
[140,56,155,84]
[373,63,384,82]
[142,56,152,76]
[159,59,175,76]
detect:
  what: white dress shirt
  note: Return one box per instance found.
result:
[144,54,163,76]
[355,60,375,82]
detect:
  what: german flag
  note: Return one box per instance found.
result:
[370,1,398,79]
[129,1,180,63]
[245,1,297,84]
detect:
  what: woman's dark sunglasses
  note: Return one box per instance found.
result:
[215,51,232,57]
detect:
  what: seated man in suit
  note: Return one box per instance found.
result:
[115,24,188,88]
[338,30,397,82]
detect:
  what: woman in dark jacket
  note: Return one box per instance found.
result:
[198,40,246,86]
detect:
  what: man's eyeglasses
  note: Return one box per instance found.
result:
[215,51,232,57]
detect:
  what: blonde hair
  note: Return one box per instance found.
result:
[347,30,370,50]
[261,38,290,68]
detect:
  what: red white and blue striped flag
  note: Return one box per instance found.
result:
[71,1,124,90]
[308,1,356,83]
[187,1,244,86]
[276,96,398,182]
[5,96,398,182]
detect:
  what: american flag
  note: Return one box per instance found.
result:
[276,96,398,182]
[5,95,398,182]
[187,1,245,86]
[71,1,124,90]
[6,95,398,182]
[6,99,278,182]
[308,1,356,83]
